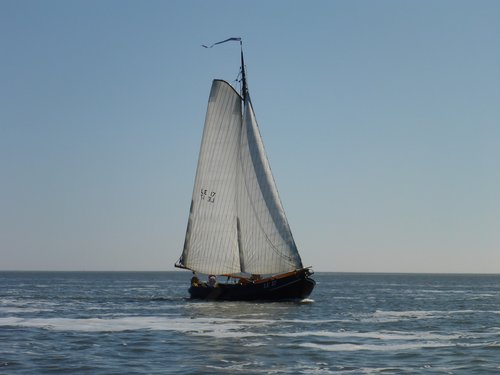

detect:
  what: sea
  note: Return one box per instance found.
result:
[0,272,499,374]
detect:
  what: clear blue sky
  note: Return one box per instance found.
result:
[1,1,499,272]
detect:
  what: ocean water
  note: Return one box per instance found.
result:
[1,272,499,374]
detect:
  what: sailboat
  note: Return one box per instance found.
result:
[175,39,315,300]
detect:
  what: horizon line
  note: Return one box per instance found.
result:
[1,270,499,276]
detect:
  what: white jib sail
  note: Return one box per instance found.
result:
[237,97,303,275]
[179,80,303,275]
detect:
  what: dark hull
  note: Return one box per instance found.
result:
[188,269,315,301]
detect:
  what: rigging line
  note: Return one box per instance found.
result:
[234,69,242,92]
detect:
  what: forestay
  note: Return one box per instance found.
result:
[178,79,303,276]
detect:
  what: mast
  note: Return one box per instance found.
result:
[240,40,248,100]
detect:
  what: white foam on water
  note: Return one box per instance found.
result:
[274,330,462,341]
[369,309,500,323]
[447,309,477,314]
[299,341,451,352]
[277,318,352,324]
[300,298,315,304]
[363,309,489,323]
[1,298,31,307]
[373,310,439,319]
[0,316,271,335]
[205,360,257,371]
[0,313,491,349]
[85,304,183,311]
[166,322,466,342]
[0,315,359,339]
[0,307,54,313]
[244,342,266,347]
[0,298,57,314]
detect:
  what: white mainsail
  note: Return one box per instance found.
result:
[178,79,303,276]
[180,80,242,275]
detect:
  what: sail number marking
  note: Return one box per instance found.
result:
[201,189,216,203]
